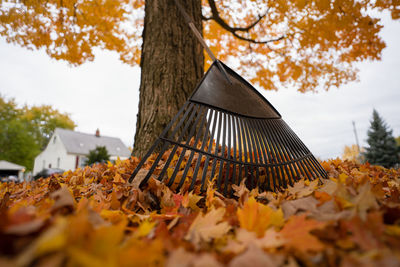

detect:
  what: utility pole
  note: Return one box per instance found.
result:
[352,121,360,153]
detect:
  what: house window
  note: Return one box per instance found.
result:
[80,156,88,167]
[57,157,60,168]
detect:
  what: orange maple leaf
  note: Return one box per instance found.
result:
[280,214,326,253]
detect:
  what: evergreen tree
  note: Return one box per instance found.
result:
[363,110,399,168]
[86,146,110,165]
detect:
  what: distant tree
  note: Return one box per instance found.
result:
[342,144,364,163]
[0,96,76,170]
[23,105,76,149]
[363,109,399,168]
[86,146,110,166]
[396,136,400,147]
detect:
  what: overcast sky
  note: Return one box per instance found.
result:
[0,14,399,160]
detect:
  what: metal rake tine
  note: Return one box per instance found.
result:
[189,109,215,191]
[229,114,237,197]
[274,120,307,180]
[279,121,316,180]
[153,103,199,184]
[259,120,284,189]
[135,102,195,186]
[276,120,313,180]
[242,118,256,189]
[209,111,223,189]
[223,113,232,195]
[128,101,190,183]
[272,120,303,180]
[270,120,297,187]
[265,120,293,188]
[246,119,265,189]
[216,113,227,190]
[238,117,251,188]
[253,120,274,191]
[248,119,268,191]
[200,109,219,192]
[234,116,243,187]
[167,104,204,187]
[176,106,209,191]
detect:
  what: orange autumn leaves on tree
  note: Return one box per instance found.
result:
[1,157,400,266]
[1,0,399,92]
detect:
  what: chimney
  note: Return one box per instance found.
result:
[95,128,100,137]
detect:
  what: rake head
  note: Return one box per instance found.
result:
[129,61,327,196]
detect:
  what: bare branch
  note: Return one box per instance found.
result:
[201,14,213,21]
[206,0,285,44]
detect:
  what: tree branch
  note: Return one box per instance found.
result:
[206,0,285,44]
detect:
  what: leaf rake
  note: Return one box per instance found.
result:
[128,0,327,196]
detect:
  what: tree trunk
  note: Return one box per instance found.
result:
[132,0,204,158]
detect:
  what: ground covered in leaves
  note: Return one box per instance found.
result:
[1,158,400,267]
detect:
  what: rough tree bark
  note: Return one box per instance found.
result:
[132,0,204,158]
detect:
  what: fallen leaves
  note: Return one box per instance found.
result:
[0,158,400,266]
[185,208,231,248]
[280,214,326,253]
[237,196,284,237]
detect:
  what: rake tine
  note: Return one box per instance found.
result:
[267,120,293,188]
[189,109,215,191]
[129,101,190,183]
[200,110,219,192]
[270,120,296,187]
[280,121,315,180]
[281,123,309,182]
[259,120,284,189]
[243,118,257,189]
[234,116,243,186]
[155,103,199,184]
[223,113,232,195]
[230,115,237,197]
[244,119,258,189]
[167,104,203,187]
[238,118,251,188]
[136,102,195,186]
[271,120,294,188]
[254,120,274,191]
[247,119,266,189]
[268,121,289,188]
[176,107,209,191]
[272,120,303,180]
[216,113,227,190]
[274,120,307,180]
[209,111,223,189]
[248,119,267,190]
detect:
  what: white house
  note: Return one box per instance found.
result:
[33,128,131,175]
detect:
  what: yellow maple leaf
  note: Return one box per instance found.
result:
[237,196,284,237]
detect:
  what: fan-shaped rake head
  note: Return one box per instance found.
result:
[129,62,327,196]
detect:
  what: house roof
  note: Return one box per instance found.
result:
[55,128,131,157]
[0,160,25,171]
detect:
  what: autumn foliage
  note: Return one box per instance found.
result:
[1,156,400,266]
[1,0,399,92]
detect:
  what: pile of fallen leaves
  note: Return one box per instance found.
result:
[1,157,400,267]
